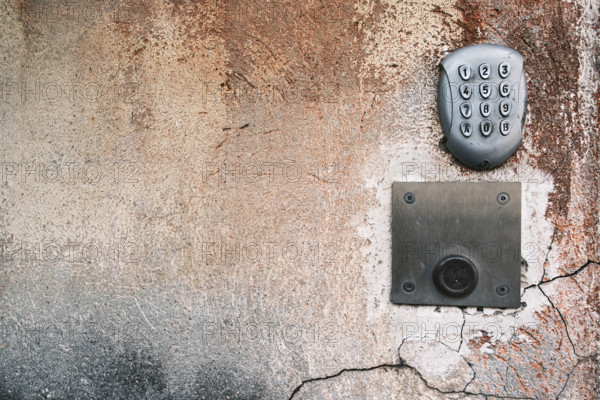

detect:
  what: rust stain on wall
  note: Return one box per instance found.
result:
[466,304,577,398]
[457,0,599,275]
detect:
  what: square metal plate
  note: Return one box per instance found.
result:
[392,182,521,308]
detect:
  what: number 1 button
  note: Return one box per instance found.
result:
[459,65,471,80]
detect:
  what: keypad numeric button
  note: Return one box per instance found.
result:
[459,84,472,99]
[460,103,472,118]
[480,120,493,136]
[499,62,511,78]
[479,83,491,99]
[458,65,472,80]
[499,81,511,97]
[479,63,491,79]
[480,102,491,117]
[500,100,511,117]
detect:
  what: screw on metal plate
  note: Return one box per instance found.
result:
[403,281,416,292]
[496,285,509,296]
[404,192,415,204]
[497,192,510,205]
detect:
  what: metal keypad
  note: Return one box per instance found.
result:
[438,44,527,169]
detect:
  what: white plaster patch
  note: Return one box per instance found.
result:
[459,288,550,361]
[399,339,475,392]
[521,168,555,287]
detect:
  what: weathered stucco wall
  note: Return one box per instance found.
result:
[0,0,598,398]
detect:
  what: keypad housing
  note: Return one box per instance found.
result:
[438,44,527,169]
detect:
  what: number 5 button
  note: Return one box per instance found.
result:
[480,83,491,99]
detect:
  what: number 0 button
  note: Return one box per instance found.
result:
[479,63,490,79]
[480,83,491,99]
[480,120,492,136]
[499,62,511,78]
[460,103,472,118]
[500,120,511,135]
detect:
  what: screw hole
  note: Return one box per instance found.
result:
[497,192,510,205]
[403,281,416,292]
[496,285,509,296]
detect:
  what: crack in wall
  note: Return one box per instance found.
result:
[554,358,581,400]
[540,226,557,282]
[458,314,467,353]
[397,335,476,390]
[540,260,599,285]
[288,361,483,400]
[288,357,534,400]
[463,365,476,392]
[287,363,402,400]
[524,259,598,291]
[524,260,599,361]
[538,284,581,354]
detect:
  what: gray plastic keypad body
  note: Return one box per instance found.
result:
[438,44,527,169]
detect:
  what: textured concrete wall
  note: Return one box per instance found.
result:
[0,0,598,399]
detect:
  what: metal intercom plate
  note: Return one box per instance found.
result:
[392,182,521,308]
